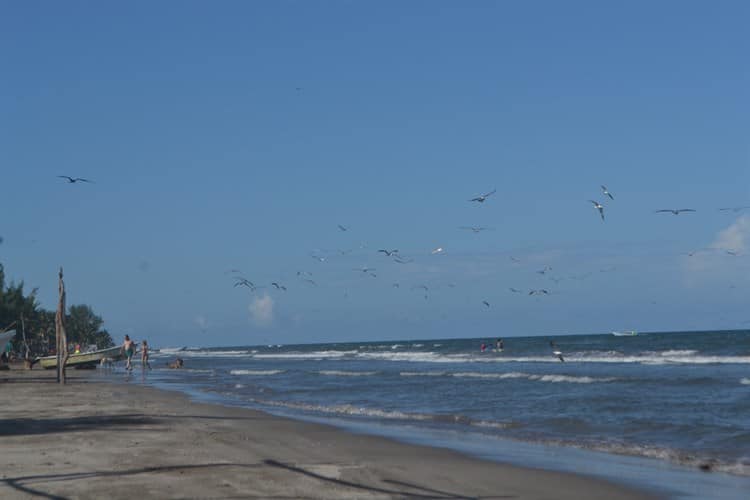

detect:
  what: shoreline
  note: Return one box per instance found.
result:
[1,368,660,499]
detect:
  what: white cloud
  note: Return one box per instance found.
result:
[249,294,274,327]
[681,215,750,285]
[710,215,750,253]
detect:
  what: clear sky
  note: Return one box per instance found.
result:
[1,1,748,347]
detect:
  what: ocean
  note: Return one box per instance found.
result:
[121,330,750,499]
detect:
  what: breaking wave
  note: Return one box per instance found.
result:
[230,369,285,376]
[452,372,617,383]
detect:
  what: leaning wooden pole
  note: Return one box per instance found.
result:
[55,267,69,384]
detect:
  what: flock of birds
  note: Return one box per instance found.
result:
[586,185,733,222]
[49,176,748,320]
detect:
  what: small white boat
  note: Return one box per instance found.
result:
[612,330,637,337]
[36,346,123,369]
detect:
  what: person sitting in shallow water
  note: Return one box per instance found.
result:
[167,357,183,369]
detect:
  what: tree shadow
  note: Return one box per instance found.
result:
[2,463,262,500]
[0,414,159,437]
[263,459,515,499]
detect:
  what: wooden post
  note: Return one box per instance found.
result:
[21,316,32,369]
[55,267,68,384]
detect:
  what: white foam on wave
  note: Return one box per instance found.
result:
[356,351,471,363]
[230,369,285,376]
[741,378,750,385]
[568,440,750,477]
[452,371,617,383]
[152,368,215,373]
[253,350,357,360]
[400,371,447,377]
[317,370,378,377]
[250,398,513,430]
[154,349,253,358]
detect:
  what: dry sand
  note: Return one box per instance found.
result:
[1,368,660,499]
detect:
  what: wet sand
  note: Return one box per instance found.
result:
[0,368,660,499]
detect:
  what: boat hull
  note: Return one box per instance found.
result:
[37,346,123,369]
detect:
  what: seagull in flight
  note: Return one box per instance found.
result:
[529,289,550,296]
[431,247,444,255]
[337,224,348,232]
[297,270,313,277]
[353,267,376,273]
[412,285,429,292]
[601,185,614,200]
[589,200,605,221]
[303,278,317,286]
[550,341,565,362]
[233,278,263,291]
[536,265,552,275]
[469,189,496,203]
[271,282,287,291]
[482,300,490,308]
[378,249,399,257]
[393,256,413,264]
[58,175,93,184]
[509,256,521,263]
[509,287,523,293]
[718,206,750,213]
[654,209,696,215]
[311,254,327,262]
[459,226,490,233]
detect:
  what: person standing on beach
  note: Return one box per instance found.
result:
[121,335,135,371]
[141,340,152,370]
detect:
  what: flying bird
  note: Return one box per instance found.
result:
[459,226,490,233]
[509,256,521,263]
[509,287,523,293]
[718,206,750,213]
[550,341,565,362]
[271,282,287,291]
[337,224,348,232]
[297,270,313,277]
[529,289,549,296]
[536,265,552,275]
[311,255,327,262]
[353,267,376,273]
[393,256,414,264]
[654,209,696,215]
[233,278,263,291]
[431,247,444,255]
[482,300,490,308]
[378,249,399,256]
[412,285,429,292]
[601,185,614,200]
[589,200,605,221]
[469,189,496,203]
[726,250,739,256]
[58,175,93,184]
[303,279,317,286]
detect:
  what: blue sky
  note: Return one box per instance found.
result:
[1,1,748,347]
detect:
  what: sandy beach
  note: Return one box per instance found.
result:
[1,368,659,500]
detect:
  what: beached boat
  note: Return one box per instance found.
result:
[36,346,123,369]
[0,330,16,346]
[611,330,637,337]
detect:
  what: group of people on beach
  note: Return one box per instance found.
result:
[121,335,151,371]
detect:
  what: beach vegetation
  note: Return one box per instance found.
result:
[0,264,113,358]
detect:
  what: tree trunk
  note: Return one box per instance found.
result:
[55,267,68,384]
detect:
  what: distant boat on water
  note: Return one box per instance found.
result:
[611,330,638,337]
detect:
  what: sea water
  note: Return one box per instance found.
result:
[121,330,750,499]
